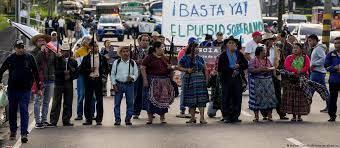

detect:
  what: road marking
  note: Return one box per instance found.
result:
[13,100,53,148]
[286,138,310,148]
[241,110,252,117]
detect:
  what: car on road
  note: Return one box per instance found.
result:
[96,14,125,42]
[292,23,322,43]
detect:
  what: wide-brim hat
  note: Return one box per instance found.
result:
[60,42,71,51]
[262,33,276,41]
[117,46,130,57]
[224,36,240,45]
[31,34,51,46]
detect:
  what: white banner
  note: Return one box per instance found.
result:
[162,0,264,46]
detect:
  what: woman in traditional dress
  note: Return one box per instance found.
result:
[248,46,278,122]
[177,42,209,124]
[217,36,248,123]
[141,41,175,124]
[281,43,311,122]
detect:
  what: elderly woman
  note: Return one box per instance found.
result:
[178,42,209,124]
[218,36,248,123]
[141,41,175,124]
[282,43,311,122]
[248,46,278,122]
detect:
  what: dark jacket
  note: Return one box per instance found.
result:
[0,53,41,91]
[80,53,109,81]
[54,57,79,85]
[325,50,340,84]
[217,51,248,80]
[31,48,57,81]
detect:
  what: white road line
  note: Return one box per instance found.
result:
[13,101,53,148]
[241,110,253,117]
[286,138,310,148]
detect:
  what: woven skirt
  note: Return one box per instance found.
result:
[182,72,209,108]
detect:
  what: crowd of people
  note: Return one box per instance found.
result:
[0,27,339,143]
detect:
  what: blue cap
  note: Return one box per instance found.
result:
[188,37,197,45]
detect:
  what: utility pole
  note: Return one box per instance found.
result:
[278,0,284,32]
[322,0,332,53]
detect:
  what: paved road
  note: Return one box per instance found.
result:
[2,37,340,148]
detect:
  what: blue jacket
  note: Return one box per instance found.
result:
[325,50,340,84]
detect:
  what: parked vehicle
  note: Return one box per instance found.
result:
[96,14,125,42]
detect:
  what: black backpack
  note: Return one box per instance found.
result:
[114,59,135,76]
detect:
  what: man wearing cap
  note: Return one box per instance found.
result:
[308,34,328,113]
[213,32,224,47]
[132,34,150,119]
[111,46,138,125]
[150,31,160,46]
[80,41,109,125]
[30,34,59,128]
[200,34,213,47]
[245,31,263,61]
[49,43,78,127]
[0,40,41,143]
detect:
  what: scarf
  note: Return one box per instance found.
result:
[226,49,237,69]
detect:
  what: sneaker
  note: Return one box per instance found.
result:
[114,122,121,126]
[328,117,336,122]
[96,122,102,126]
[83,121,92,125]
[9,132,16,140]
[63,123,74,126]
[35,123,44,129]
[125,120,132,126]
[133,115,139,119]
[21,135,28,143]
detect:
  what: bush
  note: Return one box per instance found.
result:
[0,15,10,31]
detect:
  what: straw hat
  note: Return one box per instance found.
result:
[60,42,71,51]
[117,46,130,57]
[31,34,51,46]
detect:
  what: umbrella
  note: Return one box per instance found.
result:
[9,20,58,53]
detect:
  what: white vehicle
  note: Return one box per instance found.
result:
[96,14,125,42]
[283,14,308,23]
[292,23,322,43]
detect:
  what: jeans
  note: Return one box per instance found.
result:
[76,74,86,117]
[310,71,328,108]
[34,81,54,124]
[8,90,31,136]
[179,72,186,113]
[114,82,134,122]
[328,83,340,118]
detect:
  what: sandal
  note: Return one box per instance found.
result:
[186,119,196,124]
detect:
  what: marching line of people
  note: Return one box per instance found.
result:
[0,30,339,144]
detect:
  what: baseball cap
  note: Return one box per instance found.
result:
[14,39,24,48]
[188,37,197,45]
[252,31,263,38]
[51,31,57,36]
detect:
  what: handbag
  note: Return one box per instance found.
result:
[0,89,8,108]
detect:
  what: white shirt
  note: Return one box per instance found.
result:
[58,19,65,27]
[90,54,100,78]
[267,46,275,65]
[111,59,138,85]
[245,40,259,59]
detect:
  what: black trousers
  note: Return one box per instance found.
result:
[133,75,144,116]
[221,77,242,121]
[50,82,73,124]
[84,78,103,123]
[328,83,340,118]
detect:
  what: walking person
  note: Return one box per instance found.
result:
[0,40,41,143]
[248,46,278,122]
[74,36,91,120]
[263,33,289,120]
[177,42,209,124]
[325,37,340,122]
[141,41,176,124]
[80,41,109,126]
[30,34,57,128]
[100,40,118,96]
[111,46,138,126]
[49,43,78,127]
[307,34,328,113]
[58,16,66,41]
[281,43,311,122]
[132,34,150,119]
[217,36,248,123]
[66,16,76,44]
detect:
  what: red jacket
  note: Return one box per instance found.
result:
[284,54,310,76]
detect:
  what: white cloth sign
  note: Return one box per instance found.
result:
[138,22,155,33]
[162,0,264,46]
